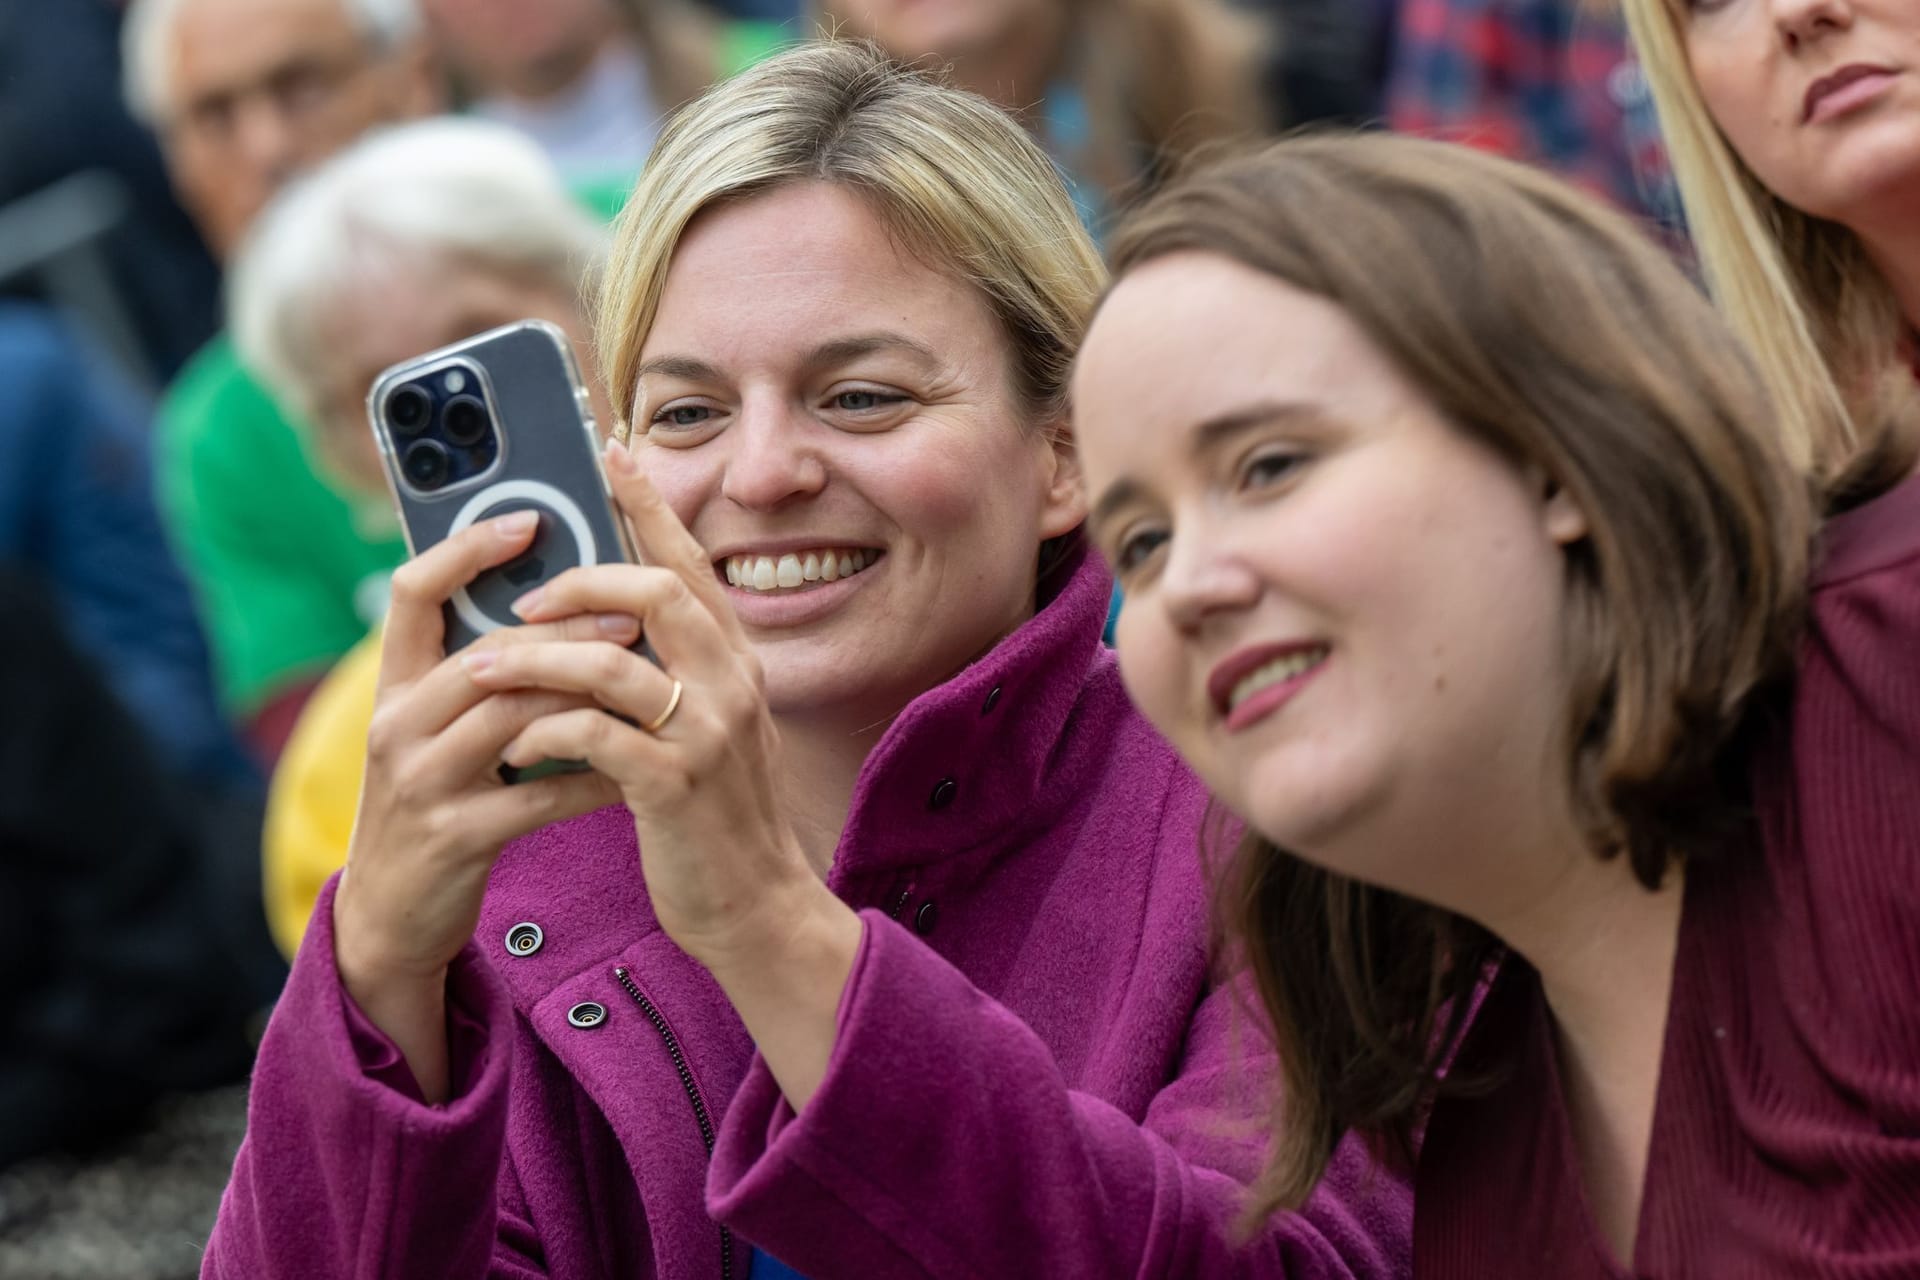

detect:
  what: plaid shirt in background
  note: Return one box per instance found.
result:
[1386,0,1681,233]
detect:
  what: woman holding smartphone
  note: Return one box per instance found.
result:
[1619,0,1920,501]
[1072,133,1920,1277]
[202,41,1407,1280]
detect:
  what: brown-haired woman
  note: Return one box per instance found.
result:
[1073,131,1920,1276]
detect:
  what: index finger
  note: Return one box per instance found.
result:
[380,511,542,691]
[601,438,747,648]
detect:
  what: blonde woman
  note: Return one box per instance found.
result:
[202,42,1407,1280]
[819,0,1274,226]
[1620,0,1920,502]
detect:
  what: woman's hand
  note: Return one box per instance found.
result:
[464,443,862,1107]
[332,511,627,1101]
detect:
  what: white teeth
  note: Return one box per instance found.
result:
[1227,648,1328,713]
[722,547,880,593]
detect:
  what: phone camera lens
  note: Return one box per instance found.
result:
[441,395,489,447]
[402,439,451,490]
[386,386,431,435]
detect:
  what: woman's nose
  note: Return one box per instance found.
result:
[720,404,828,511]
[1158,530,1262,632]
[1772,0,1852,51]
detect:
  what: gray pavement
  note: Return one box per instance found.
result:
[0,1085,246,1280]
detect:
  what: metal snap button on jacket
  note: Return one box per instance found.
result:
[929,777,958,810]
[566,1001,608,1029]
[504,922,544,957]
[981,684,1003,714]
[913,900,938,936]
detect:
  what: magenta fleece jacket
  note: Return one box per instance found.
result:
[203,547,1411,1278]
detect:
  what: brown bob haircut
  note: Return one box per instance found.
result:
[1102,133,1818,1219]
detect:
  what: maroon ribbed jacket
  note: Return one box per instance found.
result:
[1416,472,1920,1278]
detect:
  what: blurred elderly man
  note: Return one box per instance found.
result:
[125,0,440,759]
[126,0,438,257]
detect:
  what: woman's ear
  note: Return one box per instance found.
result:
[1539,469,1589,547]
[1037,416,1089,540]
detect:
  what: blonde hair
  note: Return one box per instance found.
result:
[597,39,1106,441]
[1621,0,1918,503]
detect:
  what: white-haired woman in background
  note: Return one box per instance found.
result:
[221,115,611,958]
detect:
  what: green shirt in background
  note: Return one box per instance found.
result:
[156,22,793,714]
[154,335,406,714]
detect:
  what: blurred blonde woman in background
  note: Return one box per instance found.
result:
[1620,0,1920,503]
[819,0,1274,225]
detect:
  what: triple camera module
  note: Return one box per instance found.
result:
[380,364,500,492]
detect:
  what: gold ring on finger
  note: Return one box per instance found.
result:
[641,679,684,733]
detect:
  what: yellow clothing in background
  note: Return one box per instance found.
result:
[263,631,379,959]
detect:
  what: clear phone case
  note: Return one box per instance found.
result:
[366,319,636,654]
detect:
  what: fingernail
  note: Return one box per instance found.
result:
[604,437,636,475]
[461,649,497,674]
[510,587,545,619]
[597,613,638,636]
[499,511,539,536]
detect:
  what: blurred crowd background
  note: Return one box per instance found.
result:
[0,0,1681,1274]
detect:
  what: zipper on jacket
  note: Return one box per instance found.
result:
[613,966,734,1280]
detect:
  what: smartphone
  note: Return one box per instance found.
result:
[367,319,638,781]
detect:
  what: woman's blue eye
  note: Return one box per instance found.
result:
[653,405,710,428]
[834,390,899,412]
[1114,528,1167,573]
[1244,451,1301,489]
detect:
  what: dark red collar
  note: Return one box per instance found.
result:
[1815,469,1920,588]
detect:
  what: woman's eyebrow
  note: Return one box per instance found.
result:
[634,354,725,383]
[1088,476,1145,541]
[802,332,944,374]
[1089,400,1326,534]
[1190,400,1324,451]
[635,335,944,387]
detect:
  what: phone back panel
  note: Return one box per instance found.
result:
[367,320,634,653]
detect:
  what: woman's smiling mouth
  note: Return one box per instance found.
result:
[1207,641,1331,733]
[722,547,883,592]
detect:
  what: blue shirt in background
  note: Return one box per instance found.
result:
[750,1248,810,1279]
[0,302,252,783]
